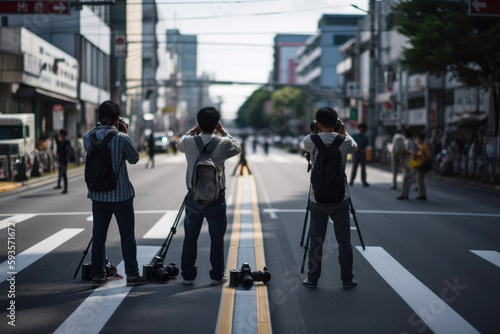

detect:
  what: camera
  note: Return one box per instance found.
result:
[143,257,179,283]
[310,120,317,133]
[118,118,128,132]
[334,118,341,132]
[229,263,271,289]
[81,258,118,281]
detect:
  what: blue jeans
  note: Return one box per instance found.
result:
[307,199,354,282]
[181,191,227,281]
[91,198,139,279]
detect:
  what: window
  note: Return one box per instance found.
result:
[334,35,352,46]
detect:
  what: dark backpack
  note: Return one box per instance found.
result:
[310,134,346,203]
[85,130,120,192]
[191,136,221,203]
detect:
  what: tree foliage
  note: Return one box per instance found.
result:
[271,86,305,119]
[393,0,500,88]
[235,88,272,129]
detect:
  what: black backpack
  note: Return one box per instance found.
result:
[310,134,346,203]
[85,130,120,192]
[191,136,221,203]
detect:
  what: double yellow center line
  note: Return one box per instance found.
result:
[217,169,272,334]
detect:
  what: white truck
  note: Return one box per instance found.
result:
[0,114,36,180]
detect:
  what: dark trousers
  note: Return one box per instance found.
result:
[57,164,68,190]
[91,199,139,279]
[181,191,227,281]
[307,199,354,282]
[350,152,367,184]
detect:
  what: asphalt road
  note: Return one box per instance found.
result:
[0,144,499,334]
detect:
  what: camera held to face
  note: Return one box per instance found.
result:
[118,118,128,132]
[143,257,179,283]
[229,263,271,289]
[81,258,118,280]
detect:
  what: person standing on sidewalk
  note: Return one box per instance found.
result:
[349,123,369,187]
[53,129,73,194]
[413,133,432,200]
[176,106,240,286]
[390,130,405,190]
[302,107,358,289]
[83,101,146,287]
[397,128,417,200]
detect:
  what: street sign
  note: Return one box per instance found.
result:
[469,0,500,17]
[0,1,70,15]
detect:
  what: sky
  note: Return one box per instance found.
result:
[156,0,369,120]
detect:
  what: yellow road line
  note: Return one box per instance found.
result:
[217,176,243,334]
[249,172,272,334]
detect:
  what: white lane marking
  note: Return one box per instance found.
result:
[470,250,500,267]
[263,208,500,217]
[143,210,185,239]
[0,228,84,283]
[54,246,158,334]
[357,246,479,334]
[252,169,278,219]
[0,214,36,230]
[86,215,93,222]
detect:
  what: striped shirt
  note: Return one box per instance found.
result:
[83,125,139,202]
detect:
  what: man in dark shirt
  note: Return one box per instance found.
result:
[53,129,73,194]
[349,123,370,187]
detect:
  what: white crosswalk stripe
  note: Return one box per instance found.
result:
[0,214,36,230]
[143,210,185,239]
[470,250,500,268]
[0,228,84,283]
[357,246,479,334]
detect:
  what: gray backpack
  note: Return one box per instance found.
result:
[191,136,221,203]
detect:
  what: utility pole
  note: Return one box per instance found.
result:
[368,0,377,157]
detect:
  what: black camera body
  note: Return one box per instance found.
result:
[229,263,271,289]
[81,258,117,281]
[143,257,179,283]
[117,118,128,132]
[310,118,341,133]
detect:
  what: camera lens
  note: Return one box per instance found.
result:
[241,273,254,289]
[166,262,179,277]
[156,267,171,283]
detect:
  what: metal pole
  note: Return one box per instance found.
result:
[368,0,377,150]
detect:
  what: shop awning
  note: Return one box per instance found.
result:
[447,112,487,127]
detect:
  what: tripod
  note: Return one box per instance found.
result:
[300,184,366,274]
[143,195,187,281]
[74,237,92,278]
[300,158,312,247]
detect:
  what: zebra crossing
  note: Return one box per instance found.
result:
[0,211,498,332]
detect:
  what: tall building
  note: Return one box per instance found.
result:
[166,29,198,132]
[0,4,112,143]
[272,34,310,85]
[297,14,364,89]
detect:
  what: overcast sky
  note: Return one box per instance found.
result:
[156,0,368,120]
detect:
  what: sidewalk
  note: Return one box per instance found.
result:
[369,161,500,193]
[0,165,85,195]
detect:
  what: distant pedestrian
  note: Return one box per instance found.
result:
[263,138,270,155]
[252,137,258,153]
[146,133,155,168]
[349,123,369,187]
[176,106,241,286]
[390,129,405,190]
[397,128,417,200]
[53,129,74,194]
[467,135,481,177]
[302,107,358,289]
[83,100,146,287]
[233,139,251,175]
[413,133,432,200]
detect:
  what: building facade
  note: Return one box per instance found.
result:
[272,34,310,85]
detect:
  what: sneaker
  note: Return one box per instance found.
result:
[211,276,228,285]
[183,279,195,285]
[362,183,370,187]
[53,186,62,189]
[126,275,147,286]
[302,278,317,288]
[61,190,67,194]
[342,279,358,289]
[91,276,108,288]
[415,196,427,200]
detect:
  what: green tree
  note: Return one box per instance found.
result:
[393,0,500,135]
[235,88,272,129]
[269,86,306,135]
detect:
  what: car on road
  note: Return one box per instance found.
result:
[154,132,170,152]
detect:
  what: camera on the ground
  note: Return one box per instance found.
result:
[229,263,271,289]
[81,258,118,281]
[143,257,179,283]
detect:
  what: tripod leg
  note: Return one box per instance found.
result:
[300,228,310,274]
[300,183,312,247]
[74,237,93,278]
[349,197,366,250]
